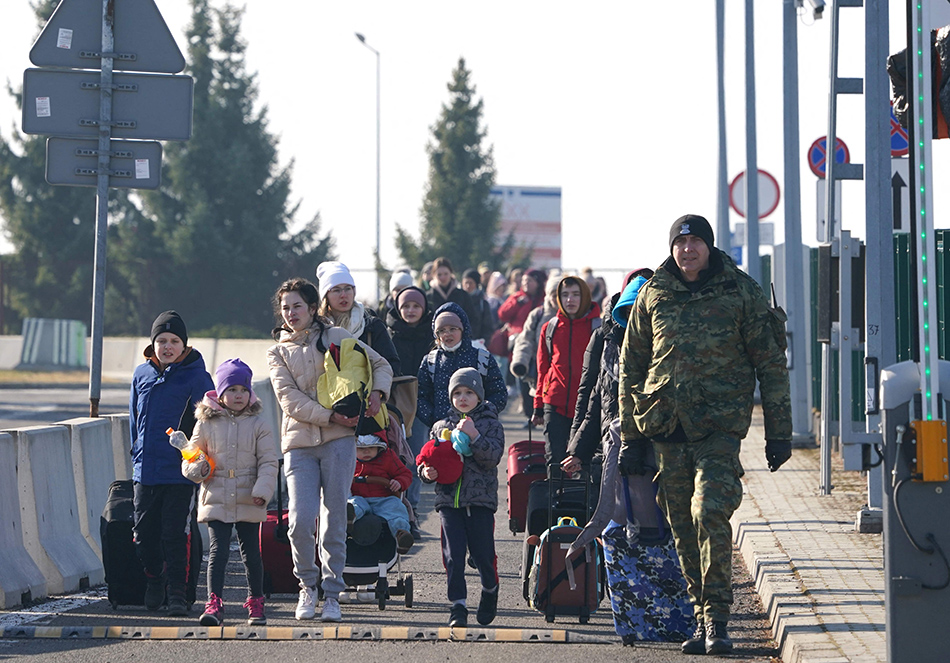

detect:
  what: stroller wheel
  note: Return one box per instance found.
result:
[376,578,389,611]
[404,574,413,608]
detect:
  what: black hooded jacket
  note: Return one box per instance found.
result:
[386,287,435,379]
[567,292,624,463]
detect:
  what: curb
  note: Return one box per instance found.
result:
[732,496,843,663]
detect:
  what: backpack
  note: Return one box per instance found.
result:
[316,336,389,435]
[544,316,602,355]
[425,346,492,379]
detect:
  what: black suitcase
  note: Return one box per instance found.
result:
[100,479,203,610]
[524,467,599,537]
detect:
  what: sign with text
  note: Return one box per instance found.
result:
[22,68,193,141]
[46,137,162,189]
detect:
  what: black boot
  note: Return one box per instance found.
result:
[681,619,706,654]
[705,620,733,655]
[166,584,189,617]
[144,573,166,611]
[448,603,468,627]
[476,586,498,625]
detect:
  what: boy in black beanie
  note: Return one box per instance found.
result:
[130,310,214,616]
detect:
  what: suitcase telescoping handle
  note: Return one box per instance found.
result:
[546,461,593,524]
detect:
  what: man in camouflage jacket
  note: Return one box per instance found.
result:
[618,214,792,656]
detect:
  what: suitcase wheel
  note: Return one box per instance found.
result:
[545,605,555,623]
[579,607,589,624]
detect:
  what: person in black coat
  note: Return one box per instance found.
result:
[426,257,478,339]
[461,268,496,346]
[561,269,654,477]
[385,285,435,529]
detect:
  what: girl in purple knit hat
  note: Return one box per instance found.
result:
[190,358,279,627]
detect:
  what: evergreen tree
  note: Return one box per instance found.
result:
[0,0,95,333]
[120,0,333,336]
[396,57,506,272]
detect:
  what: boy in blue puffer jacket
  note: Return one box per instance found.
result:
[130,310,214,616]
[416,302,507,430]
[419,367,505,628]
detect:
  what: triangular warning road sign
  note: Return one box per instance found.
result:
[29,0,185,74]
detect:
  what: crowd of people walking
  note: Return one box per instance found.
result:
[126,214,792,655]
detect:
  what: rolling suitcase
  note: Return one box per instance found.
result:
[524,465,599,537]
[526,515,600,623]
[603,475,695,643]
[100,479,202,610]
[523,466,601,621]
[506,426,546,533]
[100,480,146,608]
[260,459,318,596]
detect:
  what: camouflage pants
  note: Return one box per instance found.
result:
[653,432,744,623]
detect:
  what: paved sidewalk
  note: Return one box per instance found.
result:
[733,412,885,663]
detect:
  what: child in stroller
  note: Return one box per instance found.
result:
[341,429,416,609]
[348,434,414,554]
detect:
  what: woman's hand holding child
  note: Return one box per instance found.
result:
[421,465,438,481]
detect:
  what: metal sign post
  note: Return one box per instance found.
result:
[23,0,192,416]
[89,0,115,417]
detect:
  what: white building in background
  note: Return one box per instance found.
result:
[490,186,562,269]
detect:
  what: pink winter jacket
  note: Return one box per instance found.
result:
[267,323,393,454]
[191,396,279,524]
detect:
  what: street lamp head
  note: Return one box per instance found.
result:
[355,32,366,43]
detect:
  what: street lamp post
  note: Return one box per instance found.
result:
[355,32,381,304]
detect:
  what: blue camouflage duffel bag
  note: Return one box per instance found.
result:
[601,475,695,644]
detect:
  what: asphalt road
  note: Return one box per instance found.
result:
[0,400,780,662]
[0,385,129,430]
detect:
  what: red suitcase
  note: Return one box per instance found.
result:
[260,460,318,596]
[507,426,546,533]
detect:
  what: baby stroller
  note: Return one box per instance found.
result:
[340,403,416,610]
[341,511,413,609]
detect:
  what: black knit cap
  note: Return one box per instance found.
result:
[150,310,188,346]
[669,214,714,254]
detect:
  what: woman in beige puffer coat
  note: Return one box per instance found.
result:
[267,277,392,623]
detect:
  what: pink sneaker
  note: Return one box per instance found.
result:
[244,595,266,625]
[199,593,224,626]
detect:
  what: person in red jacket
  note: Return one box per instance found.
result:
[498,268,547,417]
[347,434,414,554]
[497,268,546,335]
[531,275,601,465]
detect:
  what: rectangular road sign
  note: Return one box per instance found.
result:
[22,68,193,141]
[46,137,162,189]
[29,0,185,73]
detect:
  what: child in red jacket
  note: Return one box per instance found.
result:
[348,434,414,554]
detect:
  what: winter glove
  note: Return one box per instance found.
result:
[765,439,792,472]
[619,439,649,476]
[451,429,473,457]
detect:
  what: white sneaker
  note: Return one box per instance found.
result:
[295,586,317,620]
[321,596,341,622]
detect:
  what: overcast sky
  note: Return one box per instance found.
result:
[2,0,949,296]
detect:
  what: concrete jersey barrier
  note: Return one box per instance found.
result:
[15,425,104,595]
[0,432,48,608]
[62,418,116,558]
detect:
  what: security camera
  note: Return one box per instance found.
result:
[795,0,825,19]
